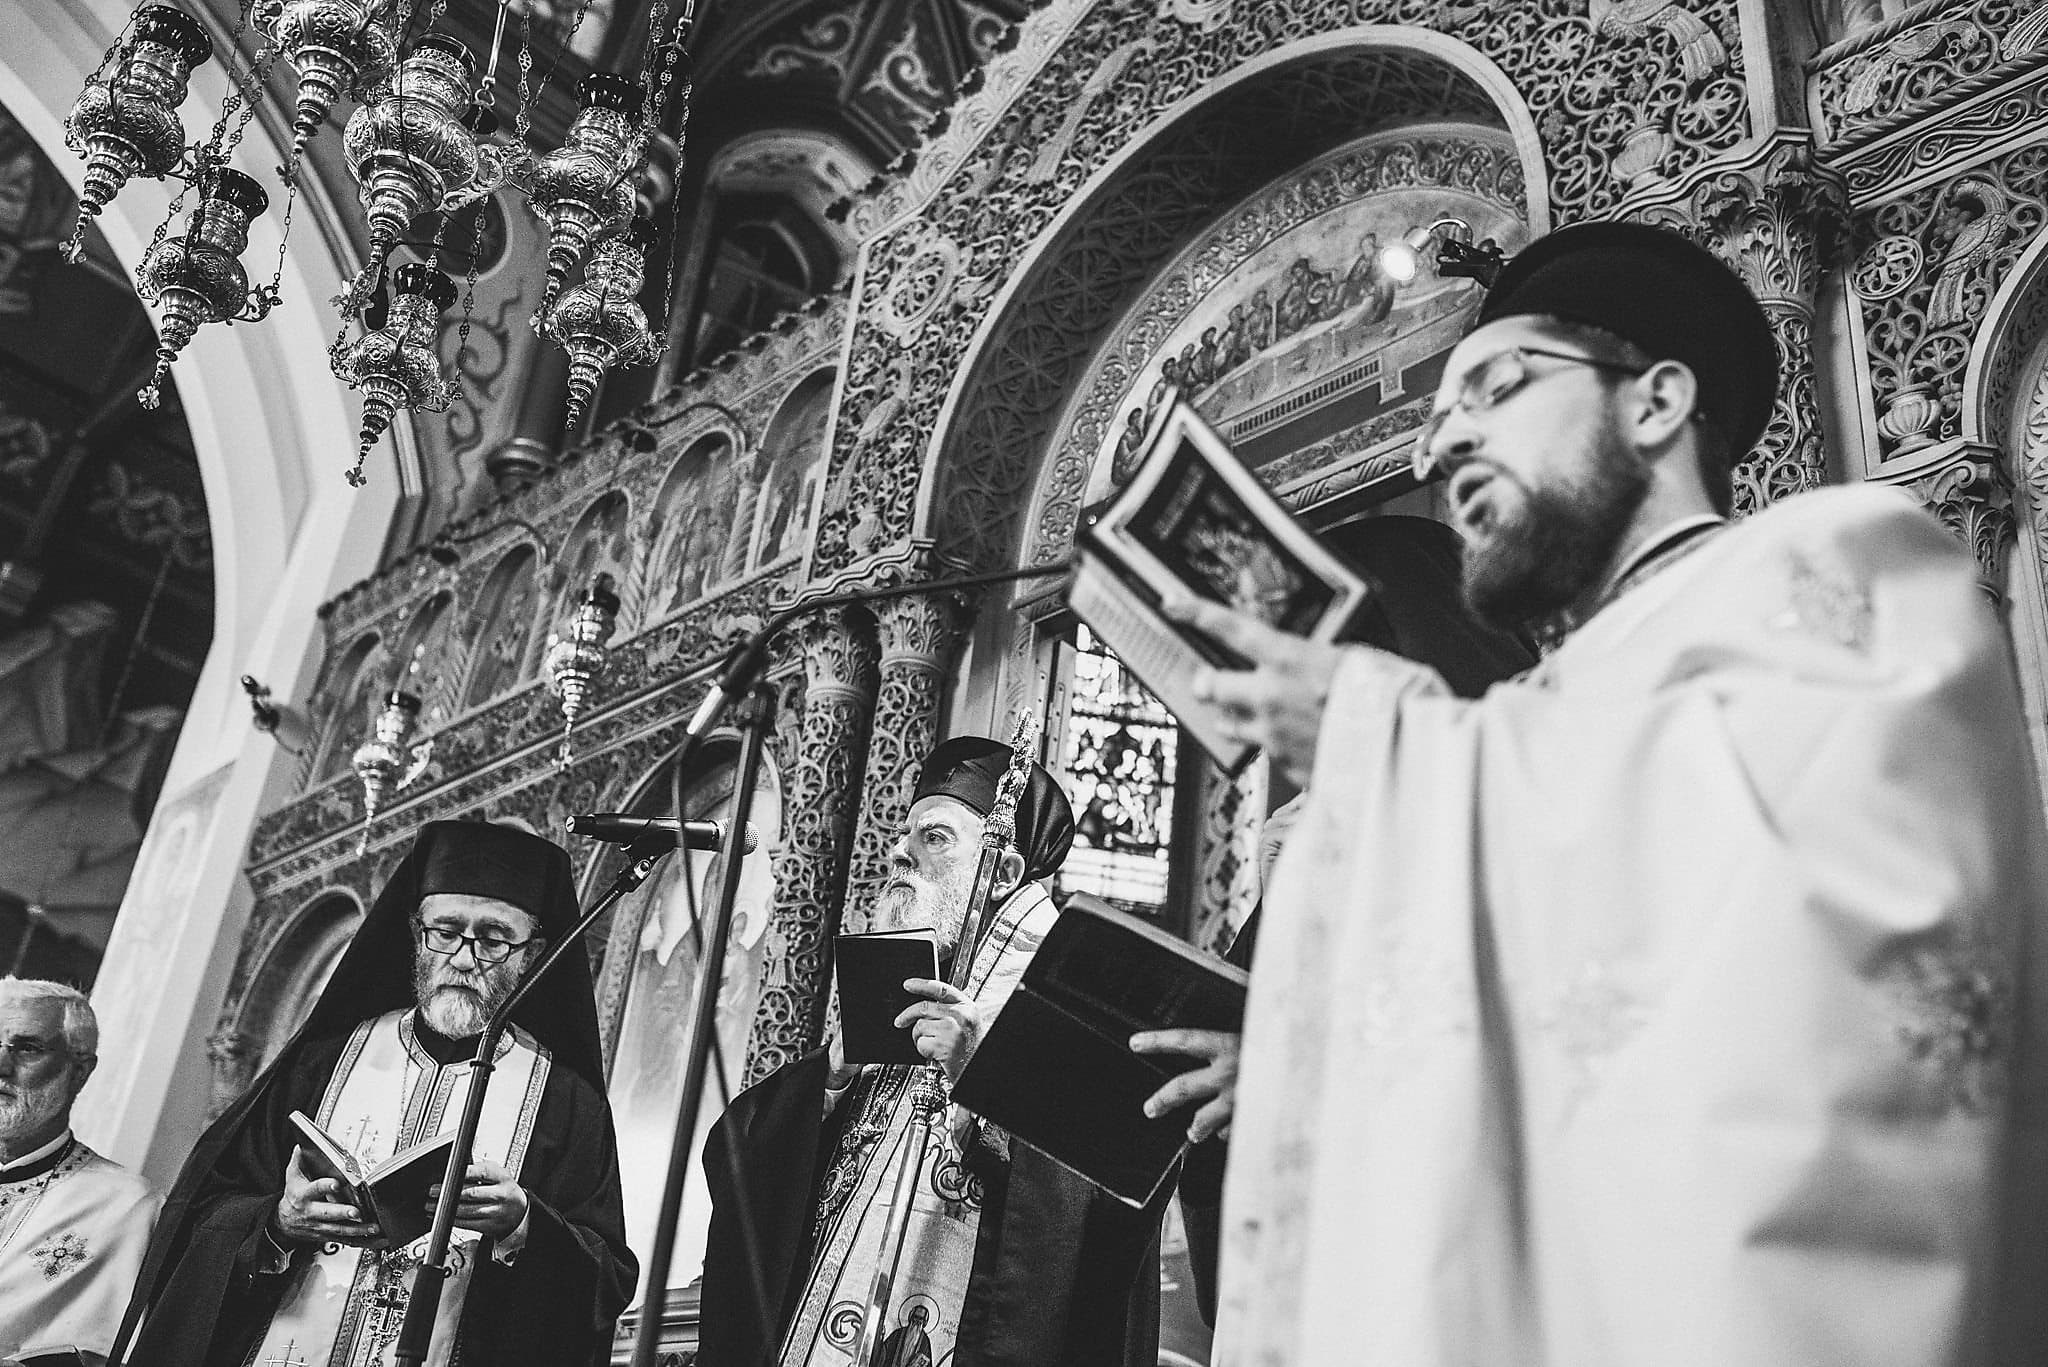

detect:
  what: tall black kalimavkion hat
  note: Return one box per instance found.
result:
[1476,220,1779,459]
[913,736,1076,882]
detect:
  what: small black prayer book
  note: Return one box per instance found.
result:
[834,928,940,1066]
[290,1111,456,1248]
[951,895,1250,1207]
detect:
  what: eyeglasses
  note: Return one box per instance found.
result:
[1410,346,1650,480]
[413,918,535,965]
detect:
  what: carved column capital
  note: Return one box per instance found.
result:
[1625,131,1848,514]
[1870,437,2016,598]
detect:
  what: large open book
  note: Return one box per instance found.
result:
[1069,394,1370,770]
[950,895,1249,1207]
[290,1111,456,1248]
[834,927,940,1065]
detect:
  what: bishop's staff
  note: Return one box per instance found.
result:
[852,710,1039,1367]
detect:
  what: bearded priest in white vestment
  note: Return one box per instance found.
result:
[1174,222,2048,1367]
[0,979,156,1367]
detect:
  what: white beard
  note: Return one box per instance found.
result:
[0,1076,70,1149]
[874,856,979,960]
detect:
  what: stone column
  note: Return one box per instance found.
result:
[743,608,877,1083]
[840,590,973,919]
[1868,437,2015,599]
[1627,132,1847,515]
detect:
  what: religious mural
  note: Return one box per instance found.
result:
[531,491,633,668]
[748,372,833,573]
[643,434,743,621]
[461,546,543,712]
[597,751,783,1297]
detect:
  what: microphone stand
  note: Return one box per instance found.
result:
[391,835,677,1367]
[626,559,1067,1367]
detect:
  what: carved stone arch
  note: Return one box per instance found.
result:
[639,429,746,625]
[206,888,363,1115]
[912,28,1548,576]
[584,735,784,1297]
[748,367,838,574]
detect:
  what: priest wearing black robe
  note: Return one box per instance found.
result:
[700,737,1162,1367]
[114,820,636,1366]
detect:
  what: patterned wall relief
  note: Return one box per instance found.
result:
[1811,0,2048,150]
[1856,141,2048,461]
[640,433,745,625]
[748,371,835,573]
[596,749,783,1293]
[1030,125,1525,568]
[813,0,1750,581]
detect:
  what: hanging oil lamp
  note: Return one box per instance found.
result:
[134,166,273,408]
[542,575,620,768]
[541,214,660,428]
[61,5,214,262]
[527,71,641,322]
[329,262,457,487]
[350,688,420,850]
[257,0,400,162]
[338,33,484,305]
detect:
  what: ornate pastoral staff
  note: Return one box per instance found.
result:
[854,711,1039,1367]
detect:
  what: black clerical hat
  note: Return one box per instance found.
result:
[912,736,1076,882]
[1477,220,1778,459]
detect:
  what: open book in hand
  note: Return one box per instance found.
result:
[290,1110,456,1248]
[950,895,1249,1207]
[834,927,941,1066]
[1069,393,1370,770]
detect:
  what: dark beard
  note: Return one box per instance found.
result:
[1462,421,1650,631]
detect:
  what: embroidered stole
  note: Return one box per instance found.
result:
[778,884,1055,1367]
[246,1011,551,1367]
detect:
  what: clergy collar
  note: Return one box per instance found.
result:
[1574,513,1727,628]
[0,1128,74,1183]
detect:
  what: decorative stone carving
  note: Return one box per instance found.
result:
[1626,132,1848,513]
[813,0,1751,583]
[744,608,877,1084]
[1870,438,2016,596]
[841,587,973,916]
[1811,1,2045,149]
[1856,140,2048,463]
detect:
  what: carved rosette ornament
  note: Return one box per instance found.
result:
[745,609,878,1084]
[1871,439,2016,599]
[60,5,214,261]
[1626,133,1847,515]
[842,588,973,914]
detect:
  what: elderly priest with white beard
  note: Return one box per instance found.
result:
[0,979,157,1367]
[115,820,635,1367]
[699,736,1163,1367]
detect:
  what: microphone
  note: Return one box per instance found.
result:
[571,814,761,854]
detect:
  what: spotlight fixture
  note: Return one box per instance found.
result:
[241,674,281,732]
[1377,217,1508,288]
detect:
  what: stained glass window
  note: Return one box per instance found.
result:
[1054,624,1179,913]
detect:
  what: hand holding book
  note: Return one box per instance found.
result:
[1129,1026,1240,1143]
[1167,590,1349,788]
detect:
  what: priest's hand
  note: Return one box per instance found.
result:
[1130,1028,1240,1142]
[1163,593,1344,787]
[896,978,983,1085]
[276,1145,385,1248]
[427,1159,529,1240]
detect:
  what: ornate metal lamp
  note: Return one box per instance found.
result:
[350,687,420,849]
[135,167,276,408]
[61,5,214,262]
[542,215,661,428]
[528,72,642,321]
[330,262,458,486]
[542,575,620,768]
[256,0,400,162]
[339,34,484,304]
